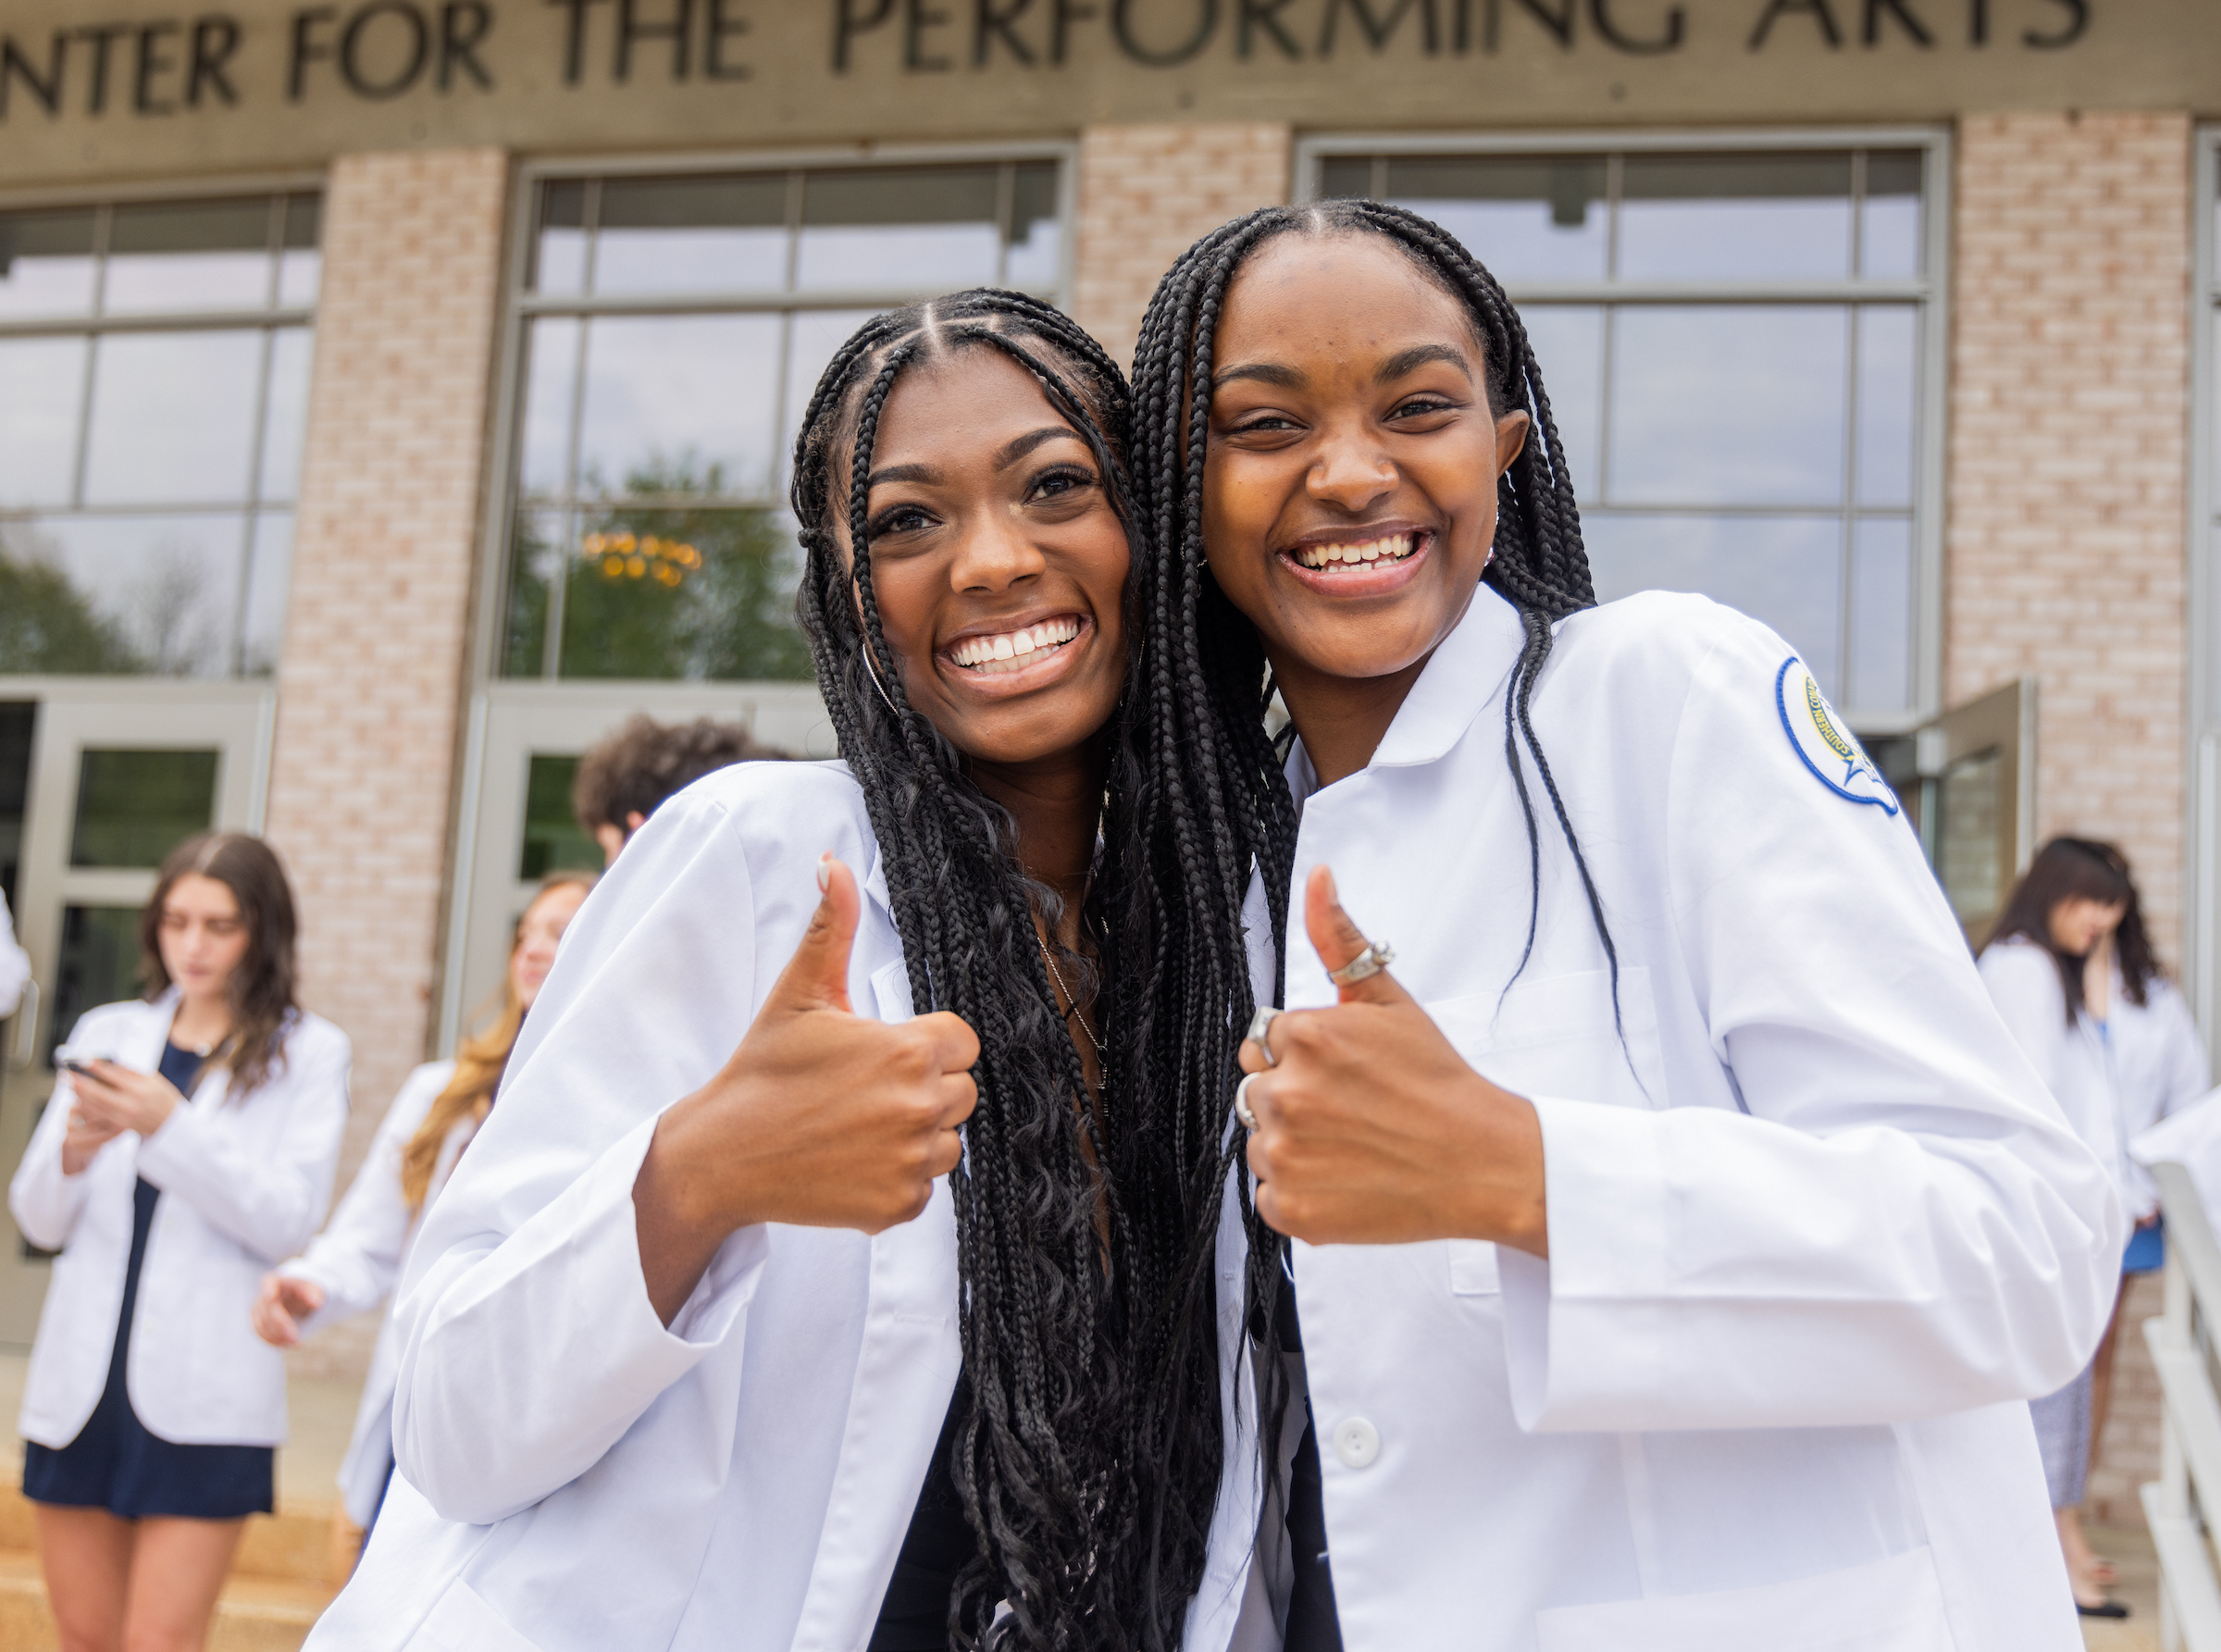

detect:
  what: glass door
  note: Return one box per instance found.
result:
[1894,677,2038,950]
[0,679,273,1345]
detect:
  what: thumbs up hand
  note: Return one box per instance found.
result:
[1237,865,1549,1257]
[634,854,981,1323]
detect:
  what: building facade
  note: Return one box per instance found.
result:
[0,0,2216,1494]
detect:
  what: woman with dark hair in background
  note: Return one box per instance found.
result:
[1124,200,2118,1651]
[252,871,595,1553]
[9,832,351,1652]
[1980,836,2191,1618]
[307,290,1272,1652]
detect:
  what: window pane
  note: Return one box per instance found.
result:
[0,210,97,318]
[782,308,884,490]
[1383,156,1608,283]
[70,748,217,867]
[1607,306,1847,506]
[0,337,87,507]
[0,514,245,677]
[517,317,581,500]
[1860,150,1924,279]
[1318,157,1371,201]
[1515,305,1602,501]
[576,315,784,500]
[798,167,999,291]
[51,905,143,1062]
[104,198,271,314]
[1855,305,1917,508]
[241,511,292,676]
[595,173,787,295]
[1585,513,1843,696]
[82,329,264,505]
[520,754,598,877]
[503,510,563,677]
[277,193,322,306]
[535,180,589,295]
[1848,516,1911,713]
[1619,154,1853,281]
[257,328,314,501]
[1005,162,1061,290]
[559,507,811,681]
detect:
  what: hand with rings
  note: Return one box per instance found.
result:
[1235,865,1550,1256]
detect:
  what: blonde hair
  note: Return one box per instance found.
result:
[401,872,596,1210]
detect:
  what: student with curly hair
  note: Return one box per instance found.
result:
[571,714,786,864]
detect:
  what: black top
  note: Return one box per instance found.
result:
[1278,1261,1344,1652]
[868,1380,974,1651]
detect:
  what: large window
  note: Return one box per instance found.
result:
[0,192,318,678]
[1303,136,1944,725]
[497,155,1068,681]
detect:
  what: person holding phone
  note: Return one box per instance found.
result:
[1122,201,2120,1651]
[10,832,351,1652]
[308,292,1278,1652]
[249,871,593,1551]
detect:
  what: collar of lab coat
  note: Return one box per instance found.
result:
[863,841,893,917]
[1365,581,1530,772]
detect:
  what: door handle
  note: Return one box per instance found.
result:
[6,978,38,1070]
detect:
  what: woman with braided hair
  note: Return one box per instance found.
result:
[304,292,1272,1652]
[1127,203,2121,1650]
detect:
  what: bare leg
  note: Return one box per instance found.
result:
[35,1503,135,1652]
[2084,1285,2129,1586]
[119,1517,243,1652]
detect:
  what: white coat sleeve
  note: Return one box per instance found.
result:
[388,788,797,1527]
[134,1024,353,1264]
[1499,615,2122,1434]
[280,1062,449,1331]
[2156,987,2214,1123]
[8,1063,93,1251]
[0,891,27,1020]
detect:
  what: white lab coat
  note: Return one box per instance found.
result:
[307,761,1262,1652]
[9,990,352,1447]
[2108,973,2211,1221]
[0,890,27,1020]
[1250,587,2120,1652]
[1978,938,2125,1202]
[279,1059,466,1526]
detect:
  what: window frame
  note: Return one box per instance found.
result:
[2186,128,2219,1050]
[470,140,1079,690]
[0,171,325,680]
[1293,126,1951,733]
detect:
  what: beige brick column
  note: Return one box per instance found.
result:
[1073,123,1292,373]
[265,149,508,1196]
[1946,112,2194,957]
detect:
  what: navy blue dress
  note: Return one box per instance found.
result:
[21,1042,278,1520]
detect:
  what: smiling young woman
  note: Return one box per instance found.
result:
[304,292,1273,1652]
[1127,202,2125,1652]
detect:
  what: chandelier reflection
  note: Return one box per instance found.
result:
[579,530,703,589]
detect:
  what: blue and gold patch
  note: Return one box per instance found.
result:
[1775,656,1898,815]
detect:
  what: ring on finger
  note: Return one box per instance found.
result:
[1234,1072,1263,1132]
[1328,938,1396,986]
[1245,1006,1282,1067]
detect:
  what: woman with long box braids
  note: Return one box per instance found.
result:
[306,292,1274,1652]
[1126,201,2122,1651]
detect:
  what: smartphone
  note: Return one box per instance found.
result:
[52,1047,99,1077]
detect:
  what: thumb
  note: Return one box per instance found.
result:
[279,1276,324,1315]
[1304,864,1413,1006]
[770,853,861,1014]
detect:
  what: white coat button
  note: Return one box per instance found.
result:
[1331,1416,1380,1470]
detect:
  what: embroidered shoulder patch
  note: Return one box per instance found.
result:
[1775,656,1898,815]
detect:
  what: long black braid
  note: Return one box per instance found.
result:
[789,291,1247,1651]
[1124,199,1627,1448]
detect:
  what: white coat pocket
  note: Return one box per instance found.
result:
[1533,1546,1952,1652]
[409,1578,549,1652]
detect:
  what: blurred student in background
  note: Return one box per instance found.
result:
[572,715,786,865]
[9,833,351,1652]
[252,871,595,1552]
[1979,837,2144,1620]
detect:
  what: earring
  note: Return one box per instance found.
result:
[860,645,900,716]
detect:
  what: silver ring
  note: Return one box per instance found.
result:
[1328,939,1396,986]
[1245,1006,1282,1066]
[1234,1073,1262,1132]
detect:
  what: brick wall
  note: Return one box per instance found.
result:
[1946,112,2194,961]
[1073,122,1292,373]
[264,149,509,1375]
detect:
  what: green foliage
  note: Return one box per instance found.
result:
[0,556,143,676]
